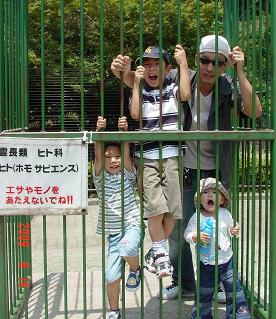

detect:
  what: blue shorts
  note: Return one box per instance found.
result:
[106,225,141,284]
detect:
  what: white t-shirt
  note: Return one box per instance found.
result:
[183,89,216,169]
[184,208,235,265]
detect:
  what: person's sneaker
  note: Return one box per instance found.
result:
[157,281,195,300]
[126,268,140,291]
[144,248,156,274]
[107,310,121,319]
[157,281,178,299]
[154,253,173,278]
[216,284,226,304]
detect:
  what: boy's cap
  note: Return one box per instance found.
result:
[199,35,230,60]
[194,177,230,208]
[135,46,170,65]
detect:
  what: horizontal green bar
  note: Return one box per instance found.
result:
[0,132,86,139]
[92,130,274,142]
[0,130,275,142]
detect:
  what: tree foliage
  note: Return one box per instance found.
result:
[29,0,224,82]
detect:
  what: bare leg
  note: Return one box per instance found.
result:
[148,214,165,241]
[163,216,176,240]
[107,278,121,310]
[123,255,139,271]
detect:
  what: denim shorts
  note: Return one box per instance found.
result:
[106,225,141,284]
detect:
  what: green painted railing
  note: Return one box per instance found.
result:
[0,0,275,318]
[0,2,31,319]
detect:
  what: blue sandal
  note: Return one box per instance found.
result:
[126,268,141,291]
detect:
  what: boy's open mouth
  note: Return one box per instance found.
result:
[149,74,158,81]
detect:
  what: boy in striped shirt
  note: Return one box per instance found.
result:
[129,45,190,278]
[93,116,141,319]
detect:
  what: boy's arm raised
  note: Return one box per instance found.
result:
[174,44,191,102]
[129,66,144,120]
[111,55,135,88]
[118,117,134,172]
[94,116,106,176]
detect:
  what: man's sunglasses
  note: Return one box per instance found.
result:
[200,57,227,67]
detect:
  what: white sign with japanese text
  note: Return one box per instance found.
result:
[0,138,88,215]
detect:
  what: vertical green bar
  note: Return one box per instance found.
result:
[80,0,84,129]
[10,0,15,129]
[43,216,48,318]
[158,1,163,317]
[264,141,270,310]
[100,0,104,117]
[250,0,257,315]
[60,0,65,130]
[79,2,87,317]
[4,0,8,130]
[7,217,13,314]
[264,1,271,308]
[138,2,144,319]
[176,1,183,318]
[63,215,68,318]
[118,2,126,319]
[82,215,87,319]
[99,1,106,318]
[257,0,263,305]
[245,142,250,290]
[269,0,276,317]
[19,0,24,128]
[41,0,45,130]
[0,217,9,319]
[0,0,3,132]
[119,0,124,117]
[240,142,245,283]
[195,0,200,318]
[11,217,17,311]
[23,0,29,129]
[59,1,68,317]
[79,3,87,317]
[8,0,12,129]
[15,0,20,129]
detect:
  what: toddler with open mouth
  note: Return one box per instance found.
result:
[184,177,250,318]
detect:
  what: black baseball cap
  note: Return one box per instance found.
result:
[135,46,170,65]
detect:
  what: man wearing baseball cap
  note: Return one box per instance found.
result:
[111,34,262,302]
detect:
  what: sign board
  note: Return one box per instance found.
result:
[0,138,88,215]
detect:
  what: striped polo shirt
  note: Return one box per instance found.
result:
[132,79,183,159]
[93,168,140,235]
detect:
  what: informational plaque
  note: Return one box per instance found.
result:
[0,138,88,215]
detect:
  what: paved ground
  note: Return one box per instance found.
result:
[24,197,266,318]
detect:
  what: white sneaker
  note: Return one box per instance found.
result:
[107,310,121,319]
[157,281,178,300]
[154,253,173,278]
[157,281,195,300]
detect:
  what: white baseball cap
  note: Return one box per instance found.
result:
[199,35,230,60]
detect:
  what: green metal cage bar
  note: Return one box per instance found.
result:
[0,0,275,318]
[0,1,31,319]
